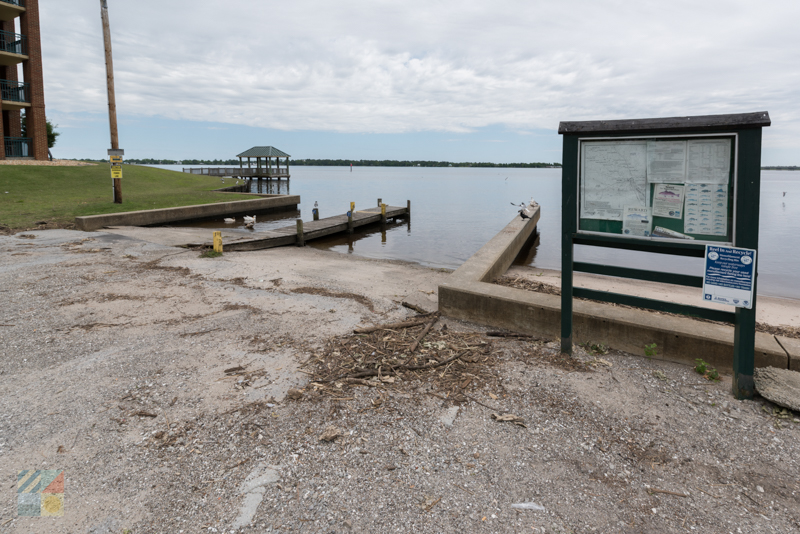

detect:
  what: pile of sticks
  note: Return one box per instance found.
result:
[303,314,501,394]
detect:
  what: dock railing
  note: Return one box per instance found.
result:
[182,167,290,178]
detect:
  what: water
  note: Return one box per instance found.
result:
[148,165,800,300]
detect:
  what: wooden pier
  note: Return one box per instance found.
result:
[182,167,290,180]
[192,203,410,251]
[183,145,291,180]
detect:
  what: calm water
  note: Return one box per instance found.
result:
[149,165,800,300]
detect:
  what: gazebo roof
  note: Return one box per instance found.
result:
[236,146,291,158]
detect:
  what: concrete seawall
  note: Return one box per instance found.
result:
[75,195,299,231]
[438,208,790,372]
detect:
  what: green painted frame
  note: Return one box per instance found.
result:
[558,112,770,399]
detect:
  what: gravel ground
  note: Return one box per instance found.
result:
[1,230,799,534]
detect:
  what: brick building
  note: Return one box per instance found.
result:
[0,0,47,160]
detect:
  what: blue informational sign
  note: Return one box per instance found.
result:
[702,245,756,309]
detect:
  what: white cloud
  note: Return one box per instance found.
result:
[40,0,800,148]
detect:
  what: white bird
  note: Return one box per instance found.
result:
[244,221,255,229]
[224,218,235,224]
[314,201,318,209]
[529,197,539,207]
[243,215,256,224]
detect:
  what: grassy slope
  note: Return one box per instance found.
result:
[0,164,252,230]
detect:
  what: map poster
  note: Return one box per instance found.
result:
[702,245,756,309]
[647,140,686,183]
[652,184,685,219]
[622,207,652,237]
[580,141,647,221]
[687,139,731,184]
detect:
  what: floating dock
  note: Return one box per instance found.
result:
[193,203,410,251]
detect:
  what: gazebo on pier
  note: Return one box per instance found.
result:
[182,146,291,180]
[237,146,291,180]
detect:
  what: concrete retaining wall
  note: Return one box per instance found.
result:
[438,209,790,372]
[76,195,299,231]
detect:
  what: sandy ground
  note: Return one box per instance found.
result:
[1,230,799,534]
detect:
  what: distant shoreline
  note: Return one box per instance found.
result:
[69,158,798,170]
[76,158,562,169]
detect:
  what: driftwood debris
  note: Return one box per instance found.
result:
[408,317,439,353]
[354,319,428,334]
[401,301,432,315]
[486,331,541,340]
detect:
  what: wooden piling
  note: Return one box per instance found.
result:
[381,203,387,224]
[407,200,411,218]
[313,208,319,221]
[296,219,304,246]
[347,211,353,234]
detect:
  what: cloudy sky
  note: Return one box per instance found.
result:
[31,0,800,163]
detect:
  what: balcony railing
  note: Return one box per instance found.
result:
[0,30,26,56]
[4,136,30,158]
[0,79,28,102]
[0,0,26,7]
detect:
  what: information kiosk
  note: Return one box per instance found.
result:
[558,112,770,399]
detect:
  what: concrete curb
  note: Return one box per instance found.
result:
[438,209,789,372]
[75,195,299,231]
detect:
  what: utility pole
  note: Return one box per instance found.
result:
[100,0,123,203]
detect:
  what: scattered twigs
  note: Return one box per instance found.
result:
[354,319,428,334]
[485,331,542,340]
[647,488,689,498]
[695,487,720,499]
[460,392,504,412]
[402,301,432,315]
[408,317,439,353]
[337,350,468,381]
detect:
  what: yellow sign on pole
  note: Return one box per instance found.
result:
[109,155,123,164]
[111,165,122,179]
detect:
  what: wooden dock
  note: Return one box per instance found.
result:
[192,204,409,251]
[183,167,290,179]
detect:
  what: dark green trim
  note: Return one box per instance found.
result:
[574,262,703,288]
[574,234,706,257]
[573,288,736,323]
[560,135,579,354]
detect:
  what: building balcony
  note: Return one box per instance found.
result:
[4,136,31,158]
[0,0,24,24]
[0,29,27,65]
[1,79,29,110]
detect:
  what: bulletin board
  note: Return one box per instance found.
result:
[578,135,735,244]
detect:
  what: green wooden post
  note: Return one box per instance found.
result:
[560,135,579,355]
[731,128,763,400]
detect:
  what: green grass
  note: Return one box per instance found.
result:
[0,164,252,230]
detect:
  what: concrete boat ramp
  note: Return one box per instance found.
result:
[102,205,409,251]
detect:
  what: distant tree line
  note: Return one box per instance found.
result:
[293,159,562,168]
[74,158,563,168]
[71,158,797,170]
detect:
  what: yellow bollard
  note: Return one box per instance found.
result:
[213,231,223,253]
[381,203,387,224]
